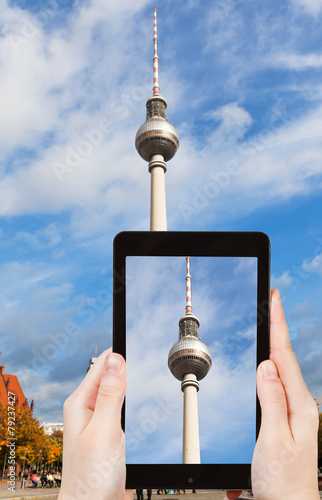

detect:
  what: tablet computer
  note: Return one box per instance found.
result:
[113,231,270,490]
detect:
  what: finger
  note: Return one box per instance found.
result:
[256,360,290,437]
[269,289,292,353]
[63,348,112,434]
[90,352,126,433]
[269,290,314,423]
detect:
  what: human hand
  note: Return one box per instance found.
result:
[58,348,132,500]
[252,289,320,500]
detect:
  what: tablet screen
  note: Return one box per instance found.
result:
[125,255,257,465]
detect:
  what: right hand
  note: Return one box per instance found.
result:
[252,289,320,500]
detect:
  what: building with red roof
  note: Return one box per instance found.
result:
[0,362,33,412]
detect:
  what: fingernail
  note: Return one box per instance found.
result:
[272,289,281,304]
[261,360,278,380]
[105,353,122,374]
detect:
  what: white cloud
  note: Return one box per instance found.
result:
[14,223,63,249]
[0,0,151,206]
[173,103,322,228]
[0,10,88,154]
[302,252,322,274]
[292,0,322,16]
[206,102,253,141]
[271,271,294,290]
[0,260,64,301]
[15,367,80,422]
[0,0,158,242]
[275,53,322,70]
[207,102,252,129]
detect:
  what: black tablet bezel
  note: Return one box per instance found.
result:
[113,231,270,490]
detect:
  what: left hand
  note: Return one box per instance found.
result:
[58,348,132,500]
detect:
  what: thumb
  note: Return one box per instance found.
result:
[92,352,126,430]
[257,360,289,435]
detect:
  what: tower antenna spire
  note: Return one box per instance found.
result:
[185,257,192,315]
[153,7,160,96]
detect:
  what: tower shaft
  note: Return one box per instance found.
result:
[149,154,167,230]
[182,374,200,463]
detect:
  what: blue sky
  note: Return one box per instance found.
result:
[126,256,257,464]
[0,0,321,426]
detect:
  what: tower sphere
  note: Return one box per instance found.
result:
[135,116,179,163]
[168,336,212,382]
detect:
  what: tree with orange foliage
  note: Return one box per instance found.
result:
[0,401,63,474]
[49,430,63,470]
[0,402,7,448]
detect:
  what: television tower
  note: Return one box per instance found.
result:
[168,257,212,463]
[135,7,179,231]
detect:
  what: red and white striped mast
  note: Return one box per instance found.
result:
[153,7,160,96]
[185,257,192,315]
